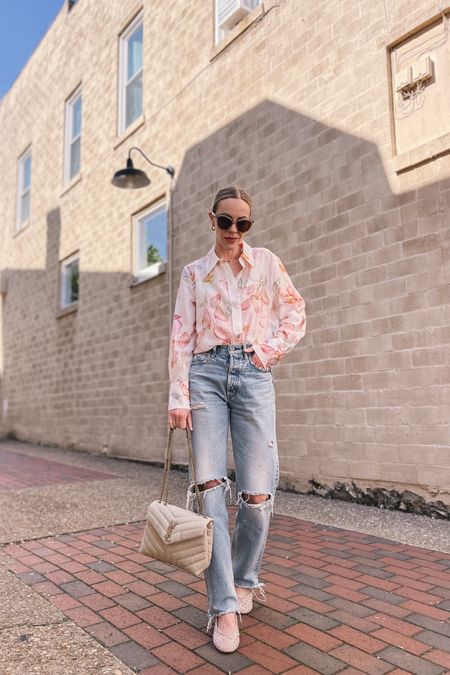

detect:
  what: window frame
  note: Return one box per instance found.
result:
[118,11,144,135]
[132,201,168,283]
[64,85,82,185]
[59,252,80,310]
[16,146,32,229]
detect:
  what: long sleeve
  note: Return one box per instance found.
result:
[168,266,197,410]
[252,256,306,369]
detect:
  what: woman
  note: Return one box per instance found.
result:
[168,186,306,653]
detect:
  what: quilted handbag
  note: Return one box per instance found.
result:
[139,427,213,577]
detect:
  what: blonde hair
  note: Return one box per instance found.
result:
[212,186,252,214]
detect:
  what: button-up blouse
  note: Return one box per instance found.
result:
[168,240,306,410]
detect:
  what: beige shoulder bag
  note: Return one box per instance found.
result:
[139,427,214,577]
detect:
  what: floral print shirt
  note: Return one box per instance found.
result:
[168,240,306,410]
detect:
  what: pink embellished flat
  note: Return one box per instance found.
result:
[237,589,254,615]
[236,586,267,615]
[212,613,240,653]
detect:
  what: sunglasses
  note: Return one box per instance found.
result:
[212,211,254,233]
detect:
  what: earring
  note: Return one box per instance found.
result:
[211,225,215,231]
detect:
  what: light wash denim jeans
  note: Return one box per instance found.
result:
[187,342,279,622]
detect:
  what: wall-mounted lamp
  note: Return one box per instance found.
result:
[111,147,175,189]
[112,146,177,334]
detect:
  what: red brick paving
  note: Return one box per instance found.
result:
[0,448,116,490]
[1,516,450,673]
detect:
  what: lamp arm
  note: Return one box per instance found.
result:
[128,147,175,177]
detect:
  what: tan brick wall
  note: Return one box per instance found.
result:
[0,0,449,504]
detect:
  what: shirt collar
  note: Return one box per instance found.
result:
[203,240,254,277]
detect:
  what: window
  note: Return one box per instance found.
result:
[17,147,32,228]
[64,86,82,183]
[118,12,143,134]
[214,0,261,44]
[133,203,167,281]
[60,253,80,309]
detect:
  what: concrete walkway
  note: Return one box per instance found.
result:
[0,439,449,674]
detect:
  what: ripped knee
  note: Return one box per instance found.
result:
[237,491,274,514]
[186,476,231,510]
[242,492,268,504]
[198,478,225,491]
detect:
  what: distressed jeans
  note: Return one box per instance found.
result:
[187,342,279,621]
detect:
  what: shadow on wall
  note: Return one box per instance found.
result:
[1,100,449,509]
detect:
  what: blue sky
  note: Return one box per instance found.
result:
[0,0,64,98]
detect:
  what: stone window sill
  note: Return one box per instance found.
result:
[13,220,31,238]
[129,261,167,287]
[61,173,82,197]
[394,132,450,173]
[56,303,78,319]
[114,115,146,150]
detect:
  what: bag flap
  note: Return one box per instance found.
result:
[147,501,212,544]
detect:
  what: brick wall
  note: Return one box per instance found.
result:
[0,0,449,504]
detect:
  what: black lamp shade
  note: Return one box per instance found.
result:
[111,158,151,189]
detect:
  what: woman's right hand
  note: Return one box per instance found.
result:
[168,409,193,431]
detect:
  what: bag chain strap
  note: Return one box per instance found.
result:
[159,427,204,515]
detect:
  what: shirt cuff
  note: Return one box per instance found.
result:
[168,381,191,410]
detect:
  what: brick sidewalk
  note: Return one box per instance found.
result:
[2,513,450,674]
[0,447,116,490]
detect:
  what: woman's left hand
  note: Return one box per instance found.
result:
[243,347,268,370]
